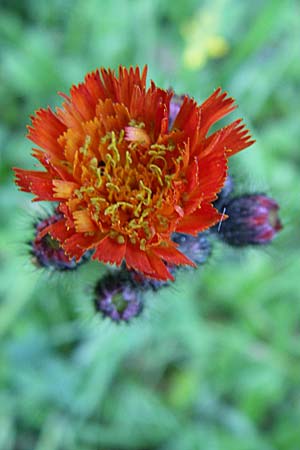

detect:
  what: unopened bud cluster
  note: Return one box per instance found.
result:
[28,181,282,323]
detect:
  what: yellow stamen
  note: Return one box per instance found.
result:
[89,157,98,168]
[117,235,125,244]
[106,153,116,168]
[125,150,132,168]
[138,209,150,223]
[139,180,152,205]
[118,129,125,144]
[149,164,163,186]
[108,131,121,162]
[129,119,145,128]
[140,238,146,251]
[79,135,91,156]
[106,182,120,192]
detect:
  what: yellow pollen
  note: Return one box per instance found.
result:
[143,225,152,239]
[128,218,146,230]
[89,157,98,168]
[158,214,169,228]
[106,153,116,168]
[150,143,166,151]
[117,235,125,244]
[140,238,147,251]
[105,171,112,182]
[100,133,110,144]
[138,209,150,223]
[79,135,91,156]
[128,142,138,151]
[125,150,132,168]
[156,197,163,209]
[106,182,120,192]
[149,155,167,170]
[149,164,163,186]
[105,202,134,217]
[150,142,175,154]
[138,180,152,205]
[81,186,95,195]
[165,174,174,188]
[133,203,142,217]
[74,189,83,199]
[118,129,125,144]
[95,169,103,188]
[90,197,106,204]
[129,119,145,128]
[148,149,166,156]
[108,131,120,162]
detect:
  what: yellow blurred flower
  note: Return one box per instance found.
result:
[182,7,229,70]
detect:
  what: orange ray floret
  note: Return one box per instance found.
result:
[13,66,254,281]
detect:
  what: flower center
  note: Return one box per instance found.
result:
[63,119,187,247]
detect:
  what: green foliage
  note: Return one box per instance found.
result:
[0,0,299,449]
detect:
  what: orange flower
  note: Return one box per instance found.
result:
[14,66,254,280]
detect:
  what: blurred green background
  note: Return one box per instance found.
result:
[0,0,299,449]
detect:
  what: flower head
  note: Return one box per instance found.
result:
[14,66,254,280]
[218,194,283,246]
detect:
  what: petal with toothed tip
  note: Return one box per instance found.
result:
[177,203,225,235]
[92,235,127,266]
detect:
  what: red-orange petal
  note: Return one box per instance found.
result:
[152,244,196,268]
[38,218,73,241]
[201,119,255,158]
[176,203,224,235]
[63,233,101,261]
[125,243,155,275]
[147,252,174,281]
[73,209,98,233]
[52,180,79,199]
[172,96,198,131]
[196,153,228,202]
[31,149,74,182]
[27,108,66,158]
[199,88,236,138]
[13,168,55,201]
[92,235,126,266]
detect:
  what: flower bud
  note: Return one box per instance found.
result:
[31,213,90,270]
[213,175,234,211]
[172,232,211,266]
[94,271,143,322]
[169,93,184,129]
[218,194,282,246]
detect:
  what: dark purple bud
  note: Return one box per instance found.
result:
[218,194,283,246]
[31,213,90,270]
[94,271,143,323]
[172,232,211,266]
[129,270,167,291]
[169,93,184,129]
[213,175,234,211]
